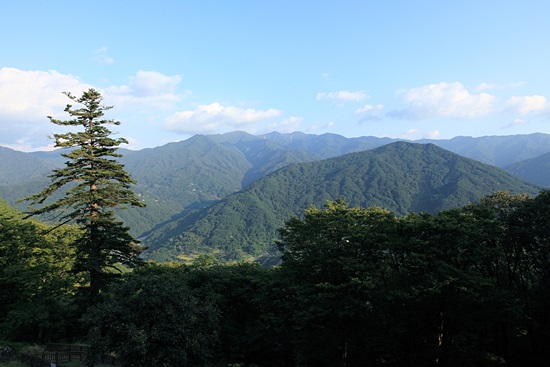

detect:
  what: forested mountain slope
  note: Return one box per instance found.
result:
[1,132,548,238]
[118,134,320,234]
[142,141,540,262]
[505,151,550,187]
[0,133,322,235]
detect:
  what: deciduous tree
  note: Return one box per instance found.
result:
[84,265,220,367]
[0,199,79,341]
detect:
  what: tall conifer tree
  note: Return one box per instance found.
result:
[24,88,145,301]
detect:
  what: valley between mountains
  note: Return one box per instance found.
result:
[1,131,547,262]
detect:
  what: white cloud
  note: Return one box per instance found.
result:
[0,68,183,121]
[355,104,384,121]
[104,70,183,109]
[505,95,548,115]
[316,90,368,102]
[389,82,497,119]
[0,68,93,149]
[0,67,91,120]
[165,103,282,134]
[0,68,184,150]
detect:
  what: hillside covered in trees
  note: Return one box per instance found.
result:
[142,141,540,262]
[3,192,550,366]
[1,132,549,242]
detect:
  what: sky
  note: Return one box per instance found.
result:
[1,1,550,151]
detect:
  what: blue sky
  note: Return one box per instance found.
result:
[1,1,550,151]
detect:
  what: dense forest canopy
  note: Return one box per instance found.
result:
[3,190,550,366]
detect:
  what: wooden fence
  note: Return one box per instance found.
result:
[20,344,117,366]
[21,351,85,366]
[46,343,89,353]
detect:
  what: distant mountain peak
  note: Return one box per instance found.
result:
[141,140,540,262]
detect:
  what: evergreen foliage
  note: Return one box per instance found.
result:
[21,89,145,300]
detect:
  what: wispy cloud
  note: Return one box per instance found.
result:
[94,46,114,64]
[316,90,368,102]
[512,118,527,125]
[475,81,526,91]
[165,103,282,134]
[475,82,496,91]
[399,129,441,140]
[268,116,303,132]
[307,120,335,132]
[503,118,528,130]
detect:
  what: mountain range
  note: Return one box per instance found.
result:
[0,131,547,261]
